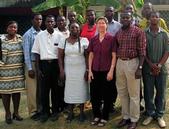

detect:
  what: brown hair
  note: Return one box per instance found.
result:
[96,16,108,24]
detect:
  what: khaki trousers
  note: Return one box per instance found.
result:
[26,62,37,114]
[116,58,140,122]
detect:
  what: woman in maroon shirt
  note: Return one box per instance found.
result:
[88,17,116,127]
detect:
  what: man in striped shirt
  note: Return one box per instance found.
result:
[23,13,42,120]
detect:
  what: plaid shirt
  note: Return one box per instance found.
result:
[116,26,146,58]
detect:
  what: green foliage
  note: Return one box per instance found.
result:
[90,0,120,9]
[64,0,83,6]
[135,0,144,8]
[32,0,144,24]
[32,0,64,12]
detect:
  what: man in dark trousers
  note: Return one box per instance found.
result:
[142,11,169,128]
[32,15,63,123]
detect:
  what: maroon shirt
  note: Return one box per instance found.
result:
[88,33,117,71]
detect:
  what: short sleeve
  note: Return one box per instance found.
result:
[31,35,40,54]
[88,37,94,52]
[58,38,66,49]
[81,37,89,49]
[163,32,169,52]
[58,32,65,43]
[112,36,117,53]
[0,39,9,66]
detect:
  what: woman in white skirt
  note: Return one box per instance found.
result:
[58,22,89,122]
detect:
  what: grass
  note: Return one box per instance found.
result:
[0,89,169,129]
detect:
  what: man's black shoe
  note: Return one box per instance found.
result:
[49,113,58,122]
[30,112,41,121]
[140,105,144,112]
[40,114,49,123]
[117,119,130,128]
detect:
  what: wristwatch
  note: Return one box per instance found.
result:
[157,64,162,68]
[138,65,143,70]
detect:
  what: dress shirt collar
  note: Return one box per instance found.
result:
[96,32,111,40]
[109,19,115,24]
[147,27,163,33]
[44,29,55,36]
[30,26,41,34]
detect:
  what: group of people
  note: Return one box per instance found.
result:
[0,2,169,129]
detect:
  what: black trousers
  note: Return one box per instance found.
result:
[36,71,42,113]
[40,59,59,115]
[112,70,117,107]
[90,71,113,120]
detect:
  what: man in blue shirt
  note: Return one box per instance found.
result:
[104,6,121,113]
[23,13,42,120]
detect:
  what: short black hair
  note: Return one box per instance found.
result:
[45,15,55,21]
[68,11,77,16]
[120,12,132,17]
[150,11,160,17]
[86,9,95,13]
[31,13,42,20]
[56,15,65,21]
[105,6,115,11]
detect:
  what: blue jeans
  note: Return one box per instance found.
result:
[143,72,167,118]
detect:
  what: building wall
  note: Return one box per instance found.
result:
[144,0,169,5]
[153,5,169,28]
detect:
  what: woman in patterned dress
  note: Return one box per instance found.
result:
[0,21,25,124]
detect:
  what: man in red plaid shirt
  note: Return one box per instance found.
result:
[115,12,146,129]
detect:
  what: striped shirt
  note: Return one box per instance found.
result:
[23,27,41,70]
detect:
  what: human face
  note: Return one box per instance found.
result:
[68,12,76,23]
[57,16,66,29]
[7,23,18,36]
[96,19,107,33]
[142,3,153,18]
[86,11,95,24]
[32,15,42,28]
[105,7,114,19]
[125,5,134,13]
[45,17,55,30]
[120,13,132,29]
[150,13,160,26]
[70,23,80,37]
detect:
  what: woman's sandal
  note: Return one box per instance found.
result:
[97,119,107,127]
[90,117,100,125]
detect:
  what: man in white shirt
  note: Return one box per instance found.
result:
[32,15,63,123]
[55,15,69,38]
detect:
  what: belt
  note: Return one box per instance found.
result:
[119,57,136,61]
[42,59,57,63]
